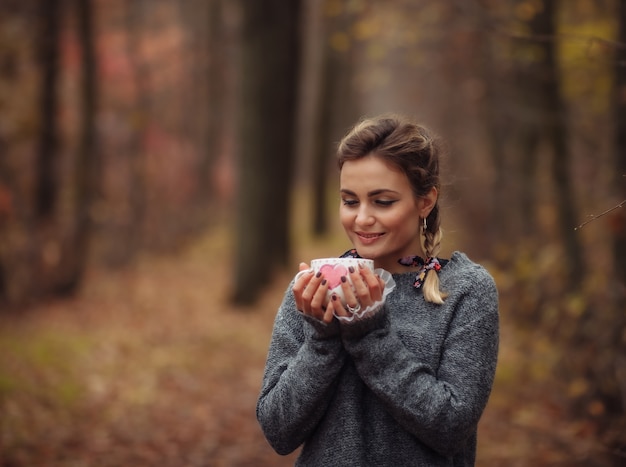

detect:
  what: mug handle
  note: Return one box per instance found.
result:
[294,268,313,282]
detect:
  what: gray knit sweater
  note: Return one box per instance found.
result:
[256,252,499,466]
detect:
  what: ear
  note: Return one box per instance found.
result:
[418,187,438,218]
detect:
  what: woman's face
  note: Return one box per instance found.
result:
[339,155,437,273]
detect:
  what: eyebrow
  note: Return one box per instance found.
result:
[340,189,400,197]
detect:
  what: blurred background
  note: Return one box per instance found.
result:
[0,0,625,465]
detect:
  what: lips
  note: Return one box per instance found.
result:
[356,232,385,244]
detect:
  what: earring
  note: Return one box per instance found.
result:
[423,217,427,232]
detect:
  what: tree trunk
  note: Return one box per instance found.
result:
[310,6,333,237]
[0,142,12,307]
[233,0,302,305]
[102,0,150,267]
[608,3,626,447]
[477,22,512,245]
[514,3,545,240]
[539,0,584,288]
[311,4,359,237]
[54,0,97,294]
[35,0,62,220]
[614,0,626,291]
[203,0,224,204]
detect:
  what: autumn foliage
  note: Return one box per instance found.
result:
[0,0,625,465]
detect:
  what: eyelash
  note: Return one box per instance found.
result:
[342,199,397,207]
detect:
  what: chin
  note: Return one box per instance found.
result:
[352,245,380,260]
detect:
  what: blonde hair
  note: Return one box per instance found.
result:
[338,113,447,304]
[422,225,447,304]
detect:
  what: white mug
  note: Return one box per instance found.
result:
[295,257,375,306]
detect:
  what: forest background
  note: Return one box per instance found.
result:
[0,0,625,465]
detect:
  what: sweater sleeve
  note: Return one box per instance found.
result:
[256,284,347,455]
[341,266,499,457]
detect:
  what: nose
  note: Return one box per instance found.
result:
[355,205,375,226]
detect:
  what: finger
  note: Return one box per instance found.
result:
[348,265,372,306]
[293,269,314,311]
[301,271,325,316]
[293,263,313,291]
[339,273,359,308]
[360,266,383,302]
[322,298,335,323]
[309,278,330,320]
[332,294,350,318]
[377,275,386,294]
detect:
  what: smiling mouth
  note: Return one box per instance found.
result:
[356,232,385,241]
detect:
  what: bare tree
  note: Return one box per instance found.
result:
[98,0,151,266]
[514,4,546,240]
[535,0,584,288]
[608,5,626,452]
[203,0,226,205]
[614,0,626,292]
[309,3,359,237]
[35,0,62,220]
[54,0,98,294]
[233,0,302,304]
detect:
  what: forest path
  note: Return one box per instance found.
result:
[0,227,609,466]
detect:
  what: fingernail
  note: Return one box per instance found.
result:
[341,276,347,283]
[348,266,355,273]
[315,271,322,278]
[321,279,327,286]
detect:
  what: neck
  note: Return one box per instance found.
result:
[377,253,427,274]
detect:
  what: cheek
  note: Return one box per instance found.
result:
[339,207,352,229]
[388,210,419,236]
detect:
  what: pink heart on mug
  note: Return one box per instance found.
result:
[319,264,348,289]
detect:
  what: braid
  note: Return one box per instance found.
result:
[422,207,447,304]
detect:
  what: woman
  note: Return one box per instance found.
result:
[256,114,499,466]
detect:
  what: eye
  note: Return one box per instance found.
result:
[342,198,359,206]
[375,199,397,207]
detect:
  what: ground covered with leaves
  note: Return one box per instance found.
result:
[0,228,618,466]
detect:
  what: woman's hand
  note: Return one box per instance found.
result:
[333,264,385,318]
[292,263,334,323]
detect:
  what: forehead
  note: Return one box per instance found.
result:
[340,156,410,191]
